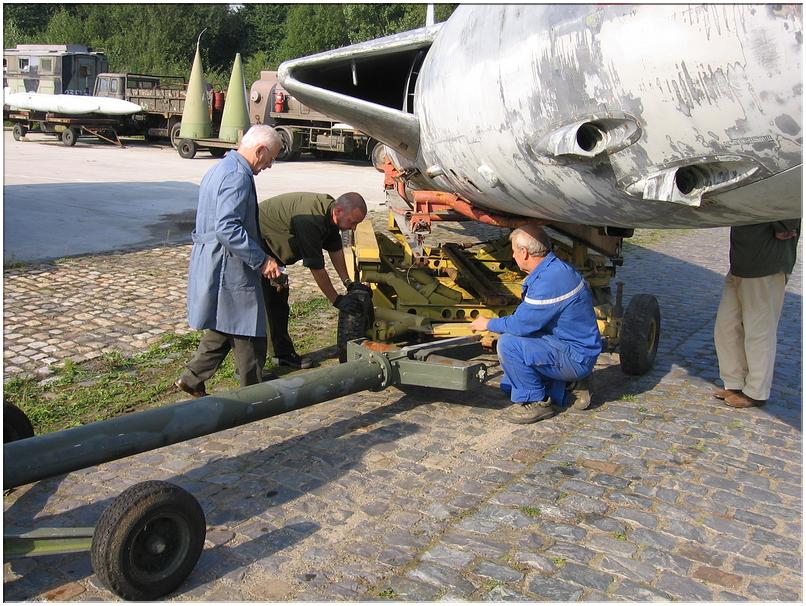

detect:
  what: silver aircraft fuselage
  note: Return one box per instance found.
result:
[279,5,802,228]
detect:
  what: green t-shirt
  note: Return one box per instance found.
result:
[729,220,800,278]
[257,192,342,269]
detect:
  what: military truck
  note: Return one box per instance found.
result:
[249,70,383,166]
[4,44,108,95]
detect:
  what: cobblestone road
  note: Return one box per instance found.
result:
[3,224,802,601]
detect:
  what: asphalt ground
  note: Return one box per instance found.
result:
[2,133,803,601]
[2,130,386,263]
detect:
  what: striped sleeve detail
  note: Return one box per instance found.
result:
[524,278,585,306]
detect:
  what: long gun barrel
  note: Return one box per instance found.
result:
[4,338,487,489]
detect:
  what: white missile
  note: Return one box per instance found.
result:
[3,89,142,116]
[278,5,803,229]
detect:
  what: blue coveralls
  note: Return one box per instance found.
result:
[487,252,602,405]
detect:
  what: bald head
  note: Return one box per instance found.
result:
[333,192,367,230]
[510,224,552,258]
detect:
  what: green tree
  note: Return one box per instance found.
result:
[277,4,350,63]
[342,3,457,43]
[239,4,290,65]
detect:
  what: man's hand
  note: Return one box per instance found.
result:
[468,316,490,333]
[775,230,798,240]
[260,257,282,280]
[347,281,372,294]
[333,293,364,314]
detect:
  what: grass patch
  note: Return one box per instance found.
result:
[519,505,541,518]
[612,530,627,541]
[4,297,337,435]
[637,406,648,413]
[551,557,566,568]
[377,588,398,600]
[621,393,637,402]
[622,228,692,252]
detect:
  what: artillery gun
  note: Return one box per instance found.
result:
[4,337,487,600]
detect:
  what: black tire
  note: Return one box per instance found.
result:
[169,122,182,149]
[91,480,205,601]
[61,127,78,147]
[4,403,34,443]
[336,289,373,363]
[619,294,660,376]
[177,139,197,160]
[208,146,226,159]
[370,141,387,172]
[275,127,299,161]
[12,123,27,141]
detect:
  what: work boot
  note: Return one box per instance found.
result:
[724,391,766,408]
[712,388,741,400]
[505,400,556,424]
[565,377,593,411]
[272,352,313,369]
[174,378,207,398]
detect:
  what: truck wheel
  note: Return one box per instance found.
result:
[369,141,388,172]
[169,122,182,149]
[91,481,205,601]
[336,289,373,363]
[4,403,34,443]
[177,139,197,160]
[12,124,27,141]
[275,127,299,161]
[619,294,660,376]
[61,127,79,147]
[209,147,226,159]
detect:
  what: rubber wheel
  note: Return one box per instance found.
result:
[169,122,182,149]
[91,480,205,601]
[12,123,27,141]
[4,403,34,443]
[336,289,373,363]
[209,146,226,159]
[370,141,387,172]
[619,294,660,376]
[61,127,78,147]
[275,127,299,161]
[177,139,197,160]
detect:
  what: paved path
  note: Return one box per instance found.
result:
[3,225,802,601]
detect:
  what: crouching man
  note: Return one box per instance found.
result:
[469,224,602,424]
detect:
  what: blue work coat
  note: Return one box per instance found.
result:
[487,252,602,362]
[186,151,268,337]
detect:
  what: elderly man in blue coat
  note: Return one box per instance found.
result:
[175,125,283,398]
[470,224,602,423]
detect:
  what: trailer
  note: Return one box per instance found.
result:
[8,108,125,146]
[3,336,488,600]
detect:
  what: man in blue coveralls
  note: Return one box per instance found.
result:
[469,224,602,424]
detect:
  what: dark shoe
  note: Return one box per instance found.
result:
[713,388,741,400]
[272,352,313,369]
[505,400,556,424]
[565,378,593,411]
[175,378,207,398]
[724,391,765,408]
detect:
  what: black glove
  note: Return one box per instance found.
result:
[347,281,372,294]
[333,293,363,314]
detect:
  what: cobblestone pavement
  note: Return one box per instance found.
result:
[3,223,802,601]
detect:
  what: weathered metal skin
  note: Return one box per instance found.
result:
[279,5,802,228]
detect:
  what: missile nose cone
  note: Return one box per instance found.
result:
[218,53,251,144]
[179,42,212,140]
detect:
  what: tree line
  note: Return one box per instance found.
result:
[4,4,456,88]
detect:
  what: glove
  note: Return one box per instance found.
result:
[333,293,364,315]
[347,281,372,294]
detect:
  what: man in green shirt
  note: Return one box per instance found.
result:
[257,191,368,368]
[713,220,800,408]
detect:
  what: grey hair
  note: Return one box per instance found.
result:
[510,225,552,257]
[335,192,367,215]
[239,124,281,150]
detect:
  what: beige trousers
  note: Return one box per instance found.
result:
[714,272,787,401]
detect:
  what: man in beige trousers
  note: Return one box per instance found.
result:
[713,220,800,408]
